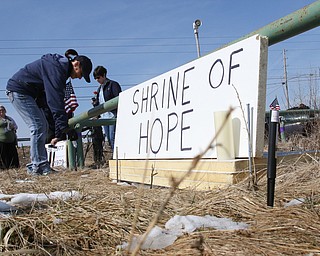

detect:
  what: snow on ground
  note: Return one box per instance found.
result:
[0,184,306,251]
[119,215,250,251]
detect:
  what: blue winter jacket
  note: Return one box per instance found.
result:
[6,53,70,139]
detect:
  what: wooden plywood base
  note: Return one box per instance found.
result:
[109,158,267,190]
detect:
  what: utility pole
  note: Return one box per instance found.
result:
[282,49,290,109]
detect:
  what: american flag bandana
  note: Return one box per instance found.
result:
[269,97,280,111]
[64,80,79,114]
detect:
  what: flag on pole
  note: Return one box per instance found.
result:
[64,80,79,114]
[269,98,280,111]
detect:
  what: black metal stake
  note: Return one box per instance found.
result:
[267,109,279,207]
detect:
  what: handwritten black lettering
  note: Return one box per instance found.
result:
[209,59,224,89]
[228,48,243,85]
[181,109,193,151]
[150,118,163,154]
[139,120,149,154]
[166,112,178,151]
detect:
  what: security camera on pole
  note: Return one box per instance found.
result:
[193,19,202,58]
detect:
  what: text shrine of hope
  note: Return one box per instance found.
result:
[130,48,244,157]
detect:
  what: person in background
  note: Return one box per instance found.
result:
[93,66,122,152]
[6,52,93,175]
[90,96,105,168]
[0,105,20,169]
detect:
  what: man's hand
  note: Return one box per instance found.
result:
[50,137,60,146]
[50,129,78,146]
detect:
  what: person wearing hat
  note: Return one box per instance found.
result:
[0,105,19,169]
[43,49,81,144]
[6,52,93,175]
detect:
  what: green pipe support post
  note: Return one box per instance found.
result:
[279,118,286,142]
[67,119,116,169]
[67,140,75,169]
[67,98,118,169]
[66,0,320,170]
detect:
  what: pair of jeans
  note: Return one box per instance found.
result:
[7,92,50,173]
[103,124,115,151]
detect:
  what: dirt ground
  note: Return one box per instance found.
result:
[0,142,320,255]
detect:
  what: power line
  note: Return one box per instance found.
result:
[0,33,319,42]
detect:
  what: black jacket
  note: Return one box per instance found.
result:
[96,79,122,116]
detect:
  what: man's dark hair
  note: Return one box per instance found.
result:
[65,49,78,60]
[93,66,107,79]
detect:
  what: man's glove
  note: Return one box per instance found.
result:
[67,129,78,141]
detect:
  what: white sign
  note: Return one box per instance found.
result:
[45,141,68,167]
[115,35,268,159]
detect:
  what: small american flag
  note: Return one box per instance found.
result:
[64,80,79,114]
[269,97,280,111]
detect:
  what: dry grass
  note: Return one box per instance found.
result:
[0,142,320,255]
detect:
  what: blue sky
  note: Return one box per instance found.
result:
[0,0,319,139]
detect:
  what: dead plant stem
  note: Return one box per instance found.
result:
[130,107,234,255]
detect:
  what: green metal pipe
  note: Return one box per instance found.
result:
[67,132,85,170]
[68,97,119,128]
[265,109,320,123]
[67,99,118,170]
[77,118,116,128]
[266,109,320,116]
[216,0,320,48]
[67,140,75,169]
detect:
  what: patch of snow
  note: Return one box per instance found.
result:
[119,214,249,251]
[284,198,305,207]
[15,179,35,183]
[52,218,63,224]
[0,191,81,206]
